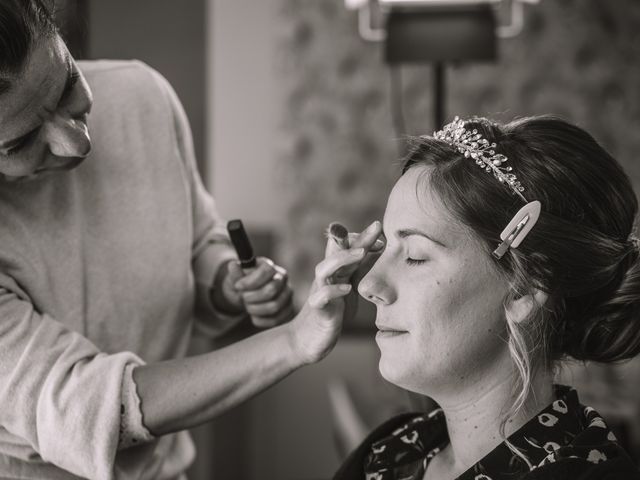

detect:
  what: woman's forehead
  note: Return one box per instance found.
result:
[385,167,458,233]
[0,35,67,137]
[384,165,481,254]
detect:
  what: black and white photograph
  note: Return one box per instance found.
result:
[1,0,639,479]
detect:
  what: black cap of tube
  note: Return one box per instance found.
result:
[227,219,256,269]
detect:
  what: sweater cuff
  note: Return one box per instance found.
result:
[118,364,155,450]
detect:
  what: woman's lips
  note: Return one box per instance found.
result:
[375,323,408,338]
[376,330,407,339]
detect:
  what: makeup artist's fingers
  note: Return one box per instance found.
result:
[241,268,288,304]
[348,233,385,252]
[308,284,352,309]
[225,260,245,285]
[324,220,382,257]
[234,257,276,290]
[348,220,383,251]
[245,286,294,317]
[314,248,365,285]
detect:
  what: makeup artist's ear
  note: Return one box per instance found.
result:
[504,288,548,324]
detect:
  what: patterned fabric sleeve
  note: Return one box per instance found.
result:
[118,364,156,450]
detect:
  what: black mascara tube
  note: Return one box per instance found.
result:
[227,219,256,270]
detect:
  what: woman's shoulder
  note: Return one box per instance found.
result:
[521,450,640,480]
[517,386,640,480]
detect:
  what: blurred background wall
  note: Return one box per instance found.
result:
[276,0,640,291]
[55,0,640,478]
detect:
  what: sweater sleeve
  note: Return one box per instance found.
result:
[118,364,155,450]
[0,281,147,480]
[147,65,248,339]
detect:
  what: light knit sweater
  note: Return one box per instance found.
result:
[0,60,242,479]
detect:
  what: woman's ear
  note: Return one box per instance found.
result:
[505,288,549,324]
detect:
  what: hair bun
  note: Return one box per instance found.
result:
[563,247,640,363]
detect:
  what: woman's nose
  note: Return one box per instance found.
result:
[358,265,395,306]
[44,114,92,159]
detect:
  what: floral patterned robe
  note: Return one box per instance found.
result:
[333,385,640,480]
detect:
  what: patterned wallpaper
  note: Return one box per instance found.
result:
[275,0,640,455]
[276,0,640,290]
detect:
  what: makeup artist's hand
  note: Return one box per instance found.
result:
[338,224,386,322]
[288,221,383,364]
[217,257,295,328]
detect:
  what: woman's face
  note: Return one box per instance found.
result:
[358,166,512,396]
[0,34,93,180]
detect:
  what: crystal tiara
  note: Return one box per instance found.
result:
[433,116,527,202]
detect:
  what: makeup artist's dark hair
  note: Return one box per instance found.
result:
[403,115,640,450]
[0,0,57,95]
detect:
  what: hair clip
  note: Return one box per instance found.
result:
[493,201,541,259]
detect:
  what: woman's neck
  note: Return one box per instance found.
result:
[427,370,554,478]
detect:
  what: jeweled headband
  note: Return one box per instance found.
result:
[433,116,527,203]
[432,116,540,259]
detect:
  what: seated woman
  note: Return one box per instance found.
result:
[330,115,640,479]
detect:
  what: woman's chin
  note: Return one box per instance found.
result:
[378,354,438,394]
[378,354,409,387]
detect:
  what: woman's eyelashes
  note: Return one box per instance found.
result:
[404,244,430,267]
[405,257,427,266]
[380,229,429,266]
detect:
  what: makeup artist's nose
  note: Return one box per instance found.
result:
[358,262,396,306]
[44,113,92,159]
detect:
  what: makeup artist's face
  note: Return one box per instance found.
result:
[358,166,512,397]
[0,34,93,181]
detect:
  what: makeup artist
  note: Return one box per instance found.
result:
[0,1,379,479]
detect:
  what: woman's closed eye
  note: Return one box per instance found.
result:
[405,257,428,266]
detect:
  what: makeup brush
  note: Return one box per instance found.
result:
[327,222,350,250]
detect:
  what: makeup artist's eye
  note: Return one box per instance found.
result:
[61,71,81,101]
[4,143,26,157]
[2,128,40,157]
[405,258,427,266]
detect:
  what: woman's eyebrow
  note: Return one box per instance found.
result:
[396,228,448,248]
